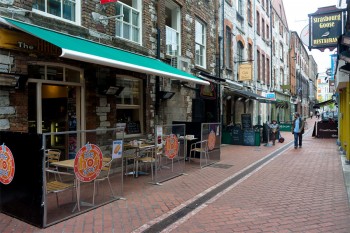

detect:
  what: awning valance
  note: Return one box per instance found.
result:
[0,17,209,86]
[313,99,335,109]
[231,89,273,103]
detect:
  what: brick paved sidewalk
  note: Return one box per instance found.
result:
[2,117,347,233]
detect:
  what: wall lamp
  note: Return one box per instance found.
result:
[237,97,243,101]
[159,91,175,100]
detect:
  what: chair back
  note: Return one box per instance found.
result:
[45,149,61,165]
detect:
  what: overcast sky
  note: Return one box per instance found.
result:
[283,0,343,74]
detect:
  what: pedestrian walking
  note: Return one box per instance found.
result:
[268,120,279,146]
[292,112,305,149]
[316,110,320,119]
[310,111,313,119]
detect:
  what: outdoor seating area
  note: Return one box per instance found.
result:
[0,124,221,228]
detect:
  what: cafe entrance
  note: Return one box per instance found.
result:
[27,63,84,160]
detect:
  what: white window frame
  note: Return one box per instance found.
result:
[32,0,81,25]
[27,62,85,134]
[165,1,181,57]
[195,18,206,68]
[115,0,142,45]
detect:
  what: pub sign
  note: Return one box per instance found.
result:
[308,7,346,51]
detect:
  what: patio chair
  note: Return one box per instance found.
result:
[137,146,156,180]
[45,168,76,207]
[45,149,61,180]
[189,140,209,167]
[123,148,138,176]
[92,157,115,205]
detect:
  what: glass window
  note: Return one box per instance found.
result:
[32,0,78,23]
[115,77,143,136]
[195,19,206,68]
[236,0,243,16]
[28,64,81,83]
[165,1,181,56]
[225,27,232,69]
[115,1,141,44]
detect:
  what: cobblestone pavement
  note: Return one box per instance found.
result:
[1,117,349,233]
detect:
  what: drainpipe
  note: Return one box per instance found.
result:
[155,27,161,114]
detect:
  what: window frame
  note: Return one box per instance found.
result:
[32,0,81,25]
[195,18,207,68]
[165,1,181,57]
[115,0,142,45]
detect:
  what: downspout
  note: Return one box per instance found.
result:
[155,3,161,115]
[218,0,224,124]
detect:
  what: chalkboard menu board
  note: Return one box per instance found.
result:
[243,129,255,146]
[241,114,252,129]
[126,121,141,134]
[232,126,243,145]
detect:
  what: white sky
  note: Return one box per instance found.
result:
[283,0,343,74]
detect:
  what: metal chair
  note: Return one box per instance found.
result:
[45,168,76,207]
[92,157,115,205]
[45,149,61,180]
[189,140,209,167]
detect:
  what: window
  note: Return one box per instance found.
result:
[115,76,143,136]
[195,19,206,68]
[165,1,181,56]
[115,1,141,44]
[262,54,265,83]
[256,11,260,35]
[32,0,80,24]
[236,0,243,16]
[248,43,253,61]
[225,27,232,69]
[257,50,260,82]
[262,18,265,39]
[279,42,284,61]
[236,41,244,64]
[266,25,270,40]
[247,0,252,25]
[266,58,270,86]
[266,0,269,15]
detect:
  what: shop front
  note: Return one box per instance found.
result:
[0,17,210,227]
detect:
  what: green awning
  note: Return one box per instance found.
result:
[0,17,209,86]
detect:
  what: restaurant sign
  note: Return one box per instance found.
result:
[308,7,346,51]
[238,63,253,81]
[0,144,15,185]
[74,143,103,182]
[164,134,179,159]
[0,27,61,55]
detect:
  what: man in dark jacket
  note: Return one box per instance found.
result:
[291,112,305,149]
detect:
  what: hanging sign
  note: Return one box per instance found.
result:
[0,144,15,185]
[309,7,345,51]
[74,143,103,182]
[238,63,253,81]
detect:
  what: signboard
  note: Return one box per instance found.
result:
[309,7,345,50]
[238,63,253,81]
[243,129,255,146]
[0,144,15,185]
[0,28,61,55]
[74,143,103,182]
[164,134,179,159]
[266,92,276,100]
[232,126,243,145]
[241,114,252,129]
[207,130,216,151]
[200,83,216,99]
[112,140,123,159]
